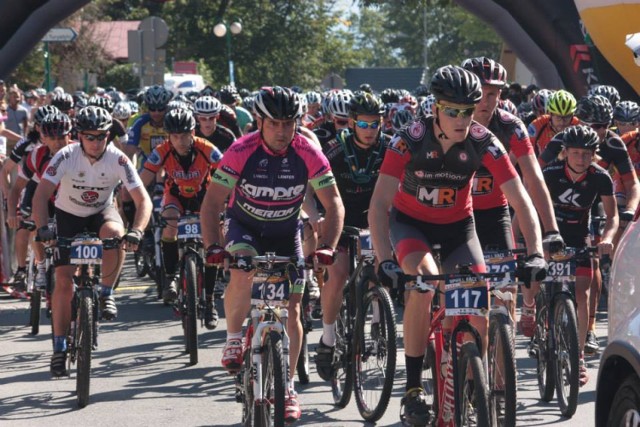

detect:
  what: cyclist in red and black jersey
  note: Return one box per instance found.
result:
[140,108,222,328]
[542,125,618,385]
[369,66,546,425]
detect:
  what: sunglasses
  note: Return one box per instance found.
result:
[355,120,381,130]
[334,119,349,126]
[435,103,475,118]
[148,107,166,113]
[81,133,108,141]
[583,121,609,130]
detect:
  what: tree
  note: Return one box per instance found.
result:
[99,63,139,90]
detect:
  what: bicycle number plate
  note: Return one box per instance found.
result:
[444,277,489,316]
[70,240,103,265]
[359,230,374,256]
[544,258,576,282]
[251,273,290,306]
[484,252,517,285]
[177,216,201,240]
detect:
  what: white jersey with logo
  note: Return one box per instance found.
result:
[43,142,143,217]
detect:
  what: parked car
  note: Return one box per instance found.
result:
[595,214,640,426]
[164,74,205,95]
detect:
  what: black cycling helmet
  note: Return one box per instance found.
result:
[430,65,483,105]
[359,83,373,93]
[380,88,400,104]
[163,107,196,133]
[144,85,173,110]
[576,94,613,124]
[50,93,74,112]
[217,85,239,105]
[349,92,384,117]
[76,106,113,132]
[392,109,415,132]
[254,86,302,120]
[413,84,430,97]
[200,85,216,97]
[34,105,60,126]
[40,111,72,137]
[88,95,114,113]
[560,125,600,150]
[588,85,620,108]
[461,57,508,87]
[613,100,640,123]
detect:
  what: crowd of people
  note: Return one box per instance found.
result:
[1,56,639,425]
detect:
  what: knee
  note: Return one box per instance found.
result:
[100,222,125,239]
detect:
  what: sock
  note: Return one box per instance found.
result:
[204,265,217,296]
[406,354,425,391]
[101,286,113,297]
[53,335,67,353]
[227,331,242,342]
[322,322,336,347]
[289,378,296,392]
[161,239,179,276]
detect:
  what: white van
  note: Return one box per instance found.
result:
[164,74,205,95]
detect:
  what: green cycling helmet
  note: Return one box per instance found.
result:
[546,90,577,116]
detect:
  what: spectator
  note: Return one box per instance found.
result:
[0,80,6,110]
[5,88,28,138]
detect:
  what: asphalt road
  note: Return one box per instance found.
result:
[0,255,606,426]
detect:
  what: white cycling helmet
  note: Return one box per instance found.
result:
[113,101,132,120]
[194,96,223,116]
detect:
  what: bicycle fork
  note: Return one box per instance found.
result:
[251,308,290,404]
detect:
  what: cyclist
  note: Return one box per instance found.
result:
[302,91,323,129]
[33,106,152,377]
[530,88,554,119]
[87,96,128,148]
[217,85,251,136]
[193,96,236,153]
[312,92,389,381]
[313,90,353,149]
[368,66,546,425]
[542,125,618,385]
[613,100,639,137]
[200,86,344,423]
[529,89,579,155]
[139,108,222,327]
[461,57,564,334]
[589,84,620,108]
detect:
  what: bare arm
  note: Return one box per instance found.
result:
[139,168,157,189]
[6,175,28,228]
[33,179,57,230]
[368,173,399,263]
[0,158,17,198]
[517,153,559,233]
[600,194,619,254]
[1,127,22,143]
[201,181,232,248]
[301,185,322,227]
[499,177,543,255]
[128,185,152,232]
[313,183,344,249]
[621,174,640,215]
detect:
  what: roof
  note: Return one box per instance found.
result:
[89,21,140,61]
[345,67,427,92]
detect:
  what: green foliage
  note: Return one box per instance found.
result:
[8,46,45,89]
[99,63,139,90]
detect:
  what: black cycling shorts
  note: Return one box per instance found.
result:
[473,205,514,251]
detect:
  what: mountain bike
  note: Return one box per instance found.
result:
[57,233,121,408]
[136,191,164,299]
[29,218,57,335]
[231,253,306,426]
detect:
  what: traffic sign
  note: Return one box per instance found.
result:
[42,28,78,43]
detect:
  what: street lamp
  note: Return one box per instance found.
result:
[214,21,242,87]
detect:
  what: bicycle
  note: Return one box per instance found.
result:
[407,264,507,427]
[529,246,605,418]
[56,233,121,408]
[28,218,57,335]
[137,190,164,300]
[230,253,306,426]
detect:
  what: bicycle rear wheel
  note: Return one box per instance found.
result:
[354,283,397,422]
[535,290,555,402]
[457,342,491,427]
[488,311,516,427]
[134,250,148,277]
[30,288,42,335]
[255,330,286,427]
[554,294,580,417]
[422,340,438,420]
[332,290,354,407]
[76,291,93,408]
[183,253,199,365]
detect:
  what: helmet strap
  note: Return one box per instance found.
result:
[434,110,449,140]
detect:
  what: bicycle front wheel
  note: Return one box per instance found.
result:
[184,253,199,365]
[535,290,555,402]
[457,342,491,427]
[76,292,94,408]
[488,311,516,427]
[255,330,286,427]
[354,283,397,422]
[332,290,354,407]
[554,294,580,418]
[30,288,42,335]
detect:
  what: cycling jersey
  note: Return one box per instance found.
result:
[543,160,613,246]
[473,109,534,210]
[212,131,335,236]
[218,105,242,138]
[234,106,253,131]
[541,129,636,182]
[19,144,57,207]
[108,119,127,145]
[324,129,389,229]
[143,136,222,199]
[313,121,337,150]
[43,142,143,217]
[9,132,39,164]
[528,115,580,154]
[380,116,518,224]
[127,113,167,158]
[195,124,236,153]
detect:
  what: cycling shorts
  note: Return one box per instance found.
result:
[54,205,123,266]
[161,193,204,215]
[223,217,305,293]
[473,205,514,251]
[389,207,486,273]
